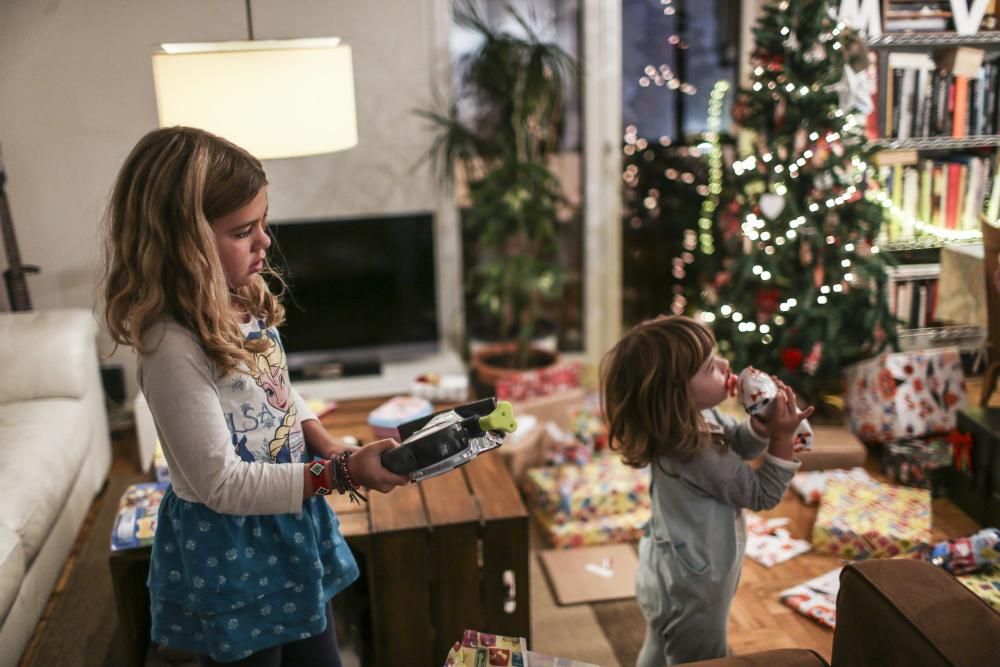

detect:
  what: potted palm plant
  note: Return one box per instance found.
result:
[419,1,576,391]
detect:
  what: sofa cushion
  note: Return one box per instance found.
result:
[0,525,25,625]
[0,399,89,563]
[0,308,97,403]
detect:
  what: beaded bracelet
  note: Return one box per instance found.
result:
[336,450,368,504]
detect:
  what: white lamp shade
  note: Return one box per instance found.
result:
[152,38,357,159]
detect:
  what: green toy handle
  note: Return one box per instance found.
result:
[478,400,517,433]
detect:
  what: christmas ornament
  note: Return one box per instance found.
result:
[755,288,782,317]
[837,65,874,115]
[794,128,808,154]
[813,264,825,288]
[781,348,805,371]
[737,367,813,451]
[760,193,786,220]
[803,342,823,375]
[800,242,813,266]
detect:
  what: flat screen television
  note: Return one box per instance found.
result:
[267,212,439,377]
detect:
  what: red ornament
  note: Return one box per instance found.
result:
[781,347,805,371]
[755,288,782,318]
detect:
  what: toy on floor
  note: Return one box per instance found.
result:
[380,397,517,481]
[736,366,813,451]
[919,527,1000,575]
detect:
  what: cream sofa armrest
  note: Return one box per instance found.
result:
[0,308,99,403]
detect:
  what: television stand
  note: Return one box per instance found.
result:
[292,358,382,381]
[293,346,466,401]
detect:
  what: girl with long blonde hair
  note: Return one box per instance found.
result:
[103,126,408,665]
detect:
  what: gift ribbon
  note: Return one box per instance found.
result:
[947,429,973,473]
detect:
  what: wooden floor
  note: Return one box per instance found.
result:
[20,382,991,667]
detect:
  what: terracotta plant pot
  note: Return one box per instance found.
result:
[469,341,559,398]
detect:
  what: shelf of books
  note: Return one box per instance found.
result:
[869,24,1000,252]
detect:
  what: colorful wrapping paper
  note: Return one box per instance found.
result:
[444,629,528,666]
[812,480,931,559]
[844,347,968,444]
[957,569,1000,611]
[523,455,650,523]
[778,566,843,630]
[790,467,875,505]
[533,507,650,548]
[882,437,954,495]
[496,362,582,402]
[745,512,812,567]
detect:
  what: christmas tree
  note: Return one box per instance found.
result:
[705,0,897,399]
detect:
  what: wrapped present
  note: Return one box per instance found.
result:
[812,480,931,559]
[496,362,582,402]
[367,395,433,439]
[444,629,528,667]
[534,506,650,548]
[745,512,812,567]
[957,569,1000,611]
[844,346,967,445]
[882,437,954,496]
[779,566,843,630]
[523,455,650,523]
[791,467,874,505]
[737,367,813,451]
[111,482,168,551]
[917,528,1000,575]
[542,422,594,467]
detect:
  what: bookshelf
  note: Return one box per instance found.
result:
[866,20,999,352]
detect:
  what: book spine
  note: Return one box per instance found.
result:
[952,76,969,139]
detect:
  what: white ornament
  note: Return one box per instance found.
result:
[837,64,873,115]
[760,193,786,220]
[737,367,813,452]
[950,0,989,34]
[838,0,882,37]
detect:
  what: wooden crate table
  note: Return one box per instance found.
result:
[109,398,529,667]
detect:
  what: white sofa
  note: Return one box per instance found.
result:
[0,309,111,667]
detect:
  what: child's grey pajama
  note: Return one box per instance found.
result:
[634,408,800,667]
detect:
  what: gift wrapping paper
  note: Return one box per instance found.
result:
[495,362,582,402]
[534,506,650,548]
[523,455,650,523]
[790,467,875,505]
[444,629,528,667]
[812,480,931,559]
[957,569,1000,611]
[745,512,812,567]
[844,347,967,444]
[778,566,843,630]
[882,437,954,494]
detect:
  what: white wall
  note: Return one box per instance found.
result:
[0,0,456,399]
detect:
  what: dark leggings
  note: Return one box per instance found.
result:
[197,602,342,667]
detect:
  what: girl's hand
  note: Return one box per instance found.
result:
[762,378,814,460]
[346,438,410,493]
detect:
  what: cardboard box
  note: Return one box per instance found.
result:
[812,480,931,559]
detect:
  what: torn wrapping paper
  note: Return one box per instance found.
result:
[812,480,931,559]
[790,467,875,505]
[745,512,812,567]
[917,528,1000,575]
[779,567,843,630]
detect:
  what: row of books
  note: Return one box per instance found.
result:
[883,51,999,139]
[884,1,999,32]
[885,264,941,329]
[879,154,997,234]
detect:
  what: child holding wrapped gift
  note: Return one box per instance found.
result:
[102,127,409,665]
[600,316,813,666]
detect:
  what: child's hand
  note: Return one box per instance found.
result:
[347,438,411,493]
[757,378,814,460]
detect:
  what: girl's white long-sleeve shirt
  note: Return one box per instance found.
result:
[137,319,317,515]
